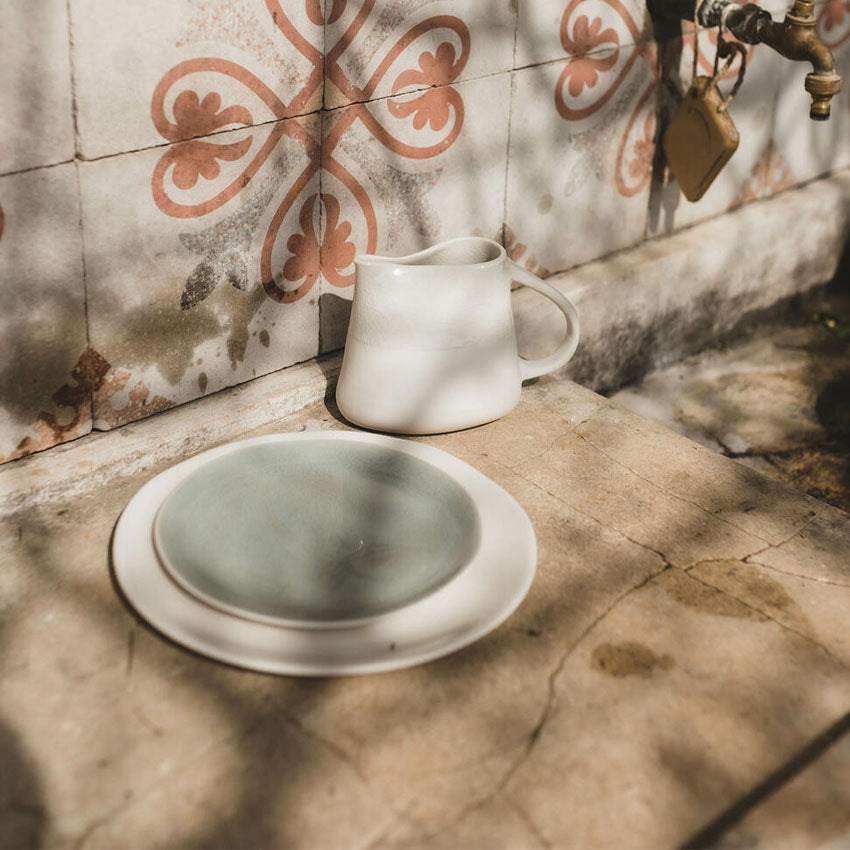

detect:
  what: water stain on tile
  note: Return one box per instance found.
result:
[690,560,813,639]
[591,642,675,678]
[658,568,767,621]
[179,164,288,309]
[97,294,222,386]
[225,285,267,368]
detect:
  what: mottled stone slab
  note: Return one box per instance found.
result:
[1,375,849,849]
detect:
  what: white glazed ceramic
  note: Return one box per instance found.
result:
[112,431,537,676]
[335,237,580,435]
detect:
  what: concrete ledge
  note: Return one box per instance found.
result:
[514,169,850,393]
[0,356,338,515]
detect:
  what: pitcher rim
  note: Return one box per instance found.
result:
[354,236,506,269]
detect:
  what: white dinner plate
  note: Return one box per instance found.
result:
[112,431,536,676]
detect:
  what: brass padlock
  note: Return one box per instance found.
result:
[663,30,747,202]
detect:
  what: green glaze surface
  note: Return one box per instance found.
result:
[153,440,481,625]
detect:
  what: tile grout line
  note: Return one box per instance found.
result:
[501,71,517,250]
[317,108,326,353]
[65,0,96,431]
[501,0,521,248]
[1,41,662,179]
[65,0,83,158]
[0,158,76,181]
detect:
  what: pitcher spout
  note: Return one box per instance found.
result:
[355,237,504,269]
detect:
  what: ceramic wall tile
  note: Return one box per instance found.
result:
[315,73,512,353]
[0,0,75,174]
[514,0,649,71]
[0,165,89,462]
[80,116,321,429]
[505,50,656,276]
[771,5,850,183]
[647,32,787,235]
[70,0,322,161]
[323,0,516,109]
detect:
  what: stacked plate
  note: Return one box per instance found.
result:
[112,431,536,676]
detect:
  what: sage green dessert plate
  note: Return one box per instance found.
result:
[112,431,537,676]
[152,440,481,628]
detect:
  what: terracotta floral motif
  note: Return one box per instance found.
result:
[503,226,551,279]
[151,0,470,304]
[732,140,796,206]
[554,1,760,197]
[560,15,621,98]
[555,0,657,196]
[4,350,107,462]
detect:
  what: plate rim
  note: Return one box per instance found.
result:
[111,430,537,676]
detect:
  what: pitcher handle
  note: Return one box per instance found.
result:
[509,262,580,381]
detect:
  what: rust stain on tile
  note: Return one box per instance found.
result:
[4,349,111,462]
[94,367,173,430]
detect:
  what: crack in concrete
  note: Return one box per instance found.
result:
[506,794,553,849]
[567,427,774,546]
[278,710,367,782]
[682,569,848,669]
[749,559,850,589]
[69,706,285,845]
[400,537,671,847]
[740,509,825,562]
[488,450,680,569]
[513,430,573,466]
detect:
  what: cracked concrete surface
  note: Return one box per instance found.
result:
[1,374,850,848]
[611,285,850,516]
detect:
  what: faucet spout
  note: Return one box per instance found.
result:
[725,0,841,119]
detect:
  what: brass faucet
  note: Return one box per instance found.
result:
[723,0,842,120]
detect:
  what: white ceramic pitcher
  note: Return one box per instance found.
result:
[336,237,580,435]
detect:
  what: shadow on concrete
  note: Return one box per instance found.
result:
[0,718,46,849]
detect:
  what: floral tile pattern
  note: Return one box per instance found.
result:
[80,118,321,428]
[0,0,75,174]
[515,0,650,70]
[2,0,849,458]
[323,0,516,109]
[317,72,512,351]
[0,166,89,461]
[505,40,657,273]
[70,0,323,160]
